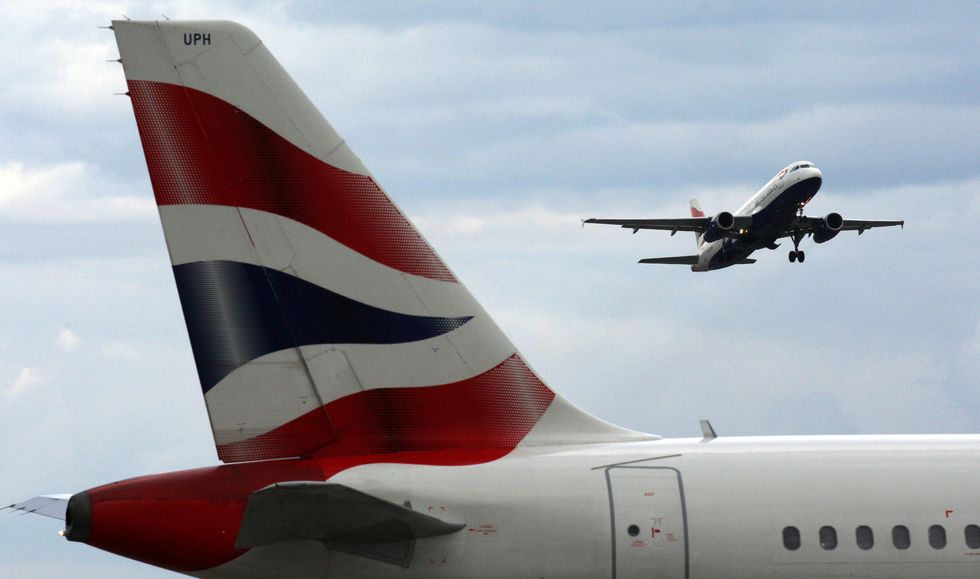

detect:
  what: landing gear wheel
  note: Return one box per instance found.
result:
[789,229,806,264]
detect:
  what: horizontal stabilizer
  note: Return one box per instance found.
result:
[638,255,699,265]
[6,495,71,520]
[236,482,465,549]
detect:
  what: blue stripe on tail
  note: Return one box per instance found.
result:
[173,261,473,393]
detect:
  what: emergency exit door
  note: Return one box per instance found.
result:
[606,466,688,579]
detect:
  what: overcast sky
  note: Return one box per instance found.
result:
[1,1,978,576]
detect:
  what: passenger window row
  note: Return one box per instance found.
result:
[782,524,980,551]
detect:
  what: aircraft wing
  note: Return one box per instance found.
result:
[784,216,904,236]
[584,217,708,233]
[584,216,752,235]
[836,219,905,232]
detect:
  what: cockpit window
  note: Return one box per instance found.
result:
[790,165,800,173]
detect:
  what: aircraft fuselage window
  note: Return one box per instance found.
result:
[819,526,838,550]
[781,523,980,554]
[782,526,801,550]
[929,525,947,549]
[892,525,911,549]
[966,524,980,549]
[627,524,640,537]
[856,525,874,550]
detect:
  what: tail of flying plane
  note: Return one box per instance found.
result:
[113,20,645,464]
[690,197,705,248]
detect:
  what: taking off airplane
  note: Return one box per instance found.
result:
[9,20,979,579]
[585,163,903,271]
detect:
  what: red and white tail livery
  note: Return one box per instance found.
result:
[117,19,639,464]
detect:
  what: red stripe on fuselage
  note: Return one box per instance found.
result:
[216,354,556,462]
[127,80,455,282]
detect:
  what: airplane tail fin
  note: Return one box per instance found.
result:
[113,20,646,463]
[689,197,705,248]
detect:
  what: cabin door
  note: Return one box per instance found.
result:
[607,466,688,579]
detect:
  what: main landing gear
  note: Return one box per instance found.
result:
[788,227,806,263]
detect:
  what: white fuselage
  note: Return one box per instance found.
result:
[202,435,980,579]
[693,162,822,271]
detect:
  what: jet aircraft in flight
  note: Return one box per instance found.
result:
[585,163,904,271]
[8,20,978,579]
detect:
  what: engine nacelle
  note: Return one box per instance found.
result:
[702,211,736,243]
[812,212,844,244]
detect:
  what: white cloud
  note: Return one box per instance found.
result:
[55,328,80,352]
[0,161,156,224]
[7,367,41,401]
[0,3,124,116]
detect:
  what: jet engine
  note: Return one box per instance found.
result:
[702,211,736,243]
[812,212,844,243]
